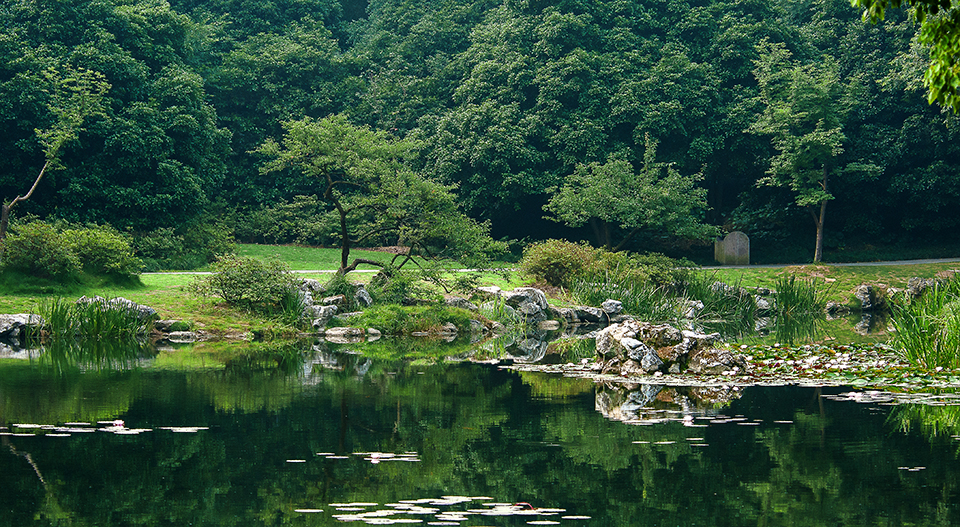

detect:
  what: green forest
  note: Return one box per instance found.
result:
[2,0,959,265]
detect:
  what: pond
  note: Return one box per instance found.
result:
[1,343,959,526]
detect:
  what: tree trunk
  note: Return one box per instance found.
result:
[812,201,826,263]
[811,166,829,263]
[0,161,50,241]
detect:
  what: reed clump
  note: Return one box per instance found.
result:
[39,297,155,340]
[891,277,960,369]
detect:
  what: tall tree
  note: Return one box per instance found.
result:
[544,135,717,252]
[1,66,109,240]
[257,114,503,275]
[749,40,878,262]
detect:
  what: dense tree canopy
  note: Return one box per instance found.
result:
[2,0,959,263]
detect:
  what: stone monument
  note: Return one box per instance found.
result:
[714,231,749,265]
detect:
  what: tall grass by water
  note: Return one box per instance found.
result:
[39,297,155,340]
[892,277,960,369]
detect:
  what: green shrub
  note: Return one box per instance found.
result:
[520,239,598,287]
[65,225,142,278]
[134,222,235,271]
[368,268,442,305]
[233,195,336,246]
[2,221,81,278]
[193,254,299,314]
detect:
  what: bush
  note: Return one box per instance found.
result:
[134,222,235,271]
[65,225,142,278]
[2,222,81,279]
[193,254,299,314]
[233,195,336,246]
[519,239,598,287]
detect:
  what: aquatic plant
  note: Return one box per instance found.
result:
[892,277,960,369]
[571,267,675,323]
[773,275,829,316]
[39,297,154,340]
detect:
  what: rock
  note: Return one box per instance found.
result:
[538,320,561,331]
[476,286,502,297]
[854,284,876,311]
[324,327,365,337]
[573,306,606,323]
[77,296,156,321]
[445,297,479,311]
[308,305,339,330]
[755,296,772,313]
[321,295,346,306]
[907,277,939,298]
[469,319,487,334]
[636,324,684,348]
[601,299,623,315]
[367,328,382,337]
[640,348,665,373]
[354,285,373,307]
[165,331,197,343]
[300,279,325,294]
[0,314,43,338]
[439,322,458,334]
[687,347,746,375]
[678,299,704,319]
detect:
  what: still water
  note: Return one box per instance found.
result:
[1,345,959,526]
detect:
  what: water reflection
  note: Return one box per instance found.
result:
[1,349,959,526]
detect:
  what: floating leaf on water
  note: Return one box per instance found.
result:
[526,522,560,525]
[336,507,366,511]
[427,523,460,526]
[653,441,676,445]
[561,516,592,520]
[685,438,705,441]
[160,427,209,433]
[294,509,323,513]
[773,420,794,424]
[13,424,43,429]
[691,443,710,447]
[316,452,335,456]
[63,422,91,426]
[44,433,71,437]
[471,496,494,500]
[325,455,350,459]
[286,459,307,463]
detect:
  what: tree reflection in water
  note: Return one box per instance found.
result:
[0,346,958,526]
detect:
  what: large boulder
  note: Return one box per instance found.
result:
[595,319,738,376]
[0,314,43,339]
[854,284,876,311]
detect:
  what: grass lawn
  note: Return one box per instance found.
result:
[235,244,398,270]
[703,262,960,306]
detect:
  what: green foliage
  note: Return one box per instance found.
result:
[233,195,334,246]
[258,114,506,275]
[344,305,476,335]
[38,297,155,340]
[64,225,142,278]
[852,0,960,111]
[134,223,235,271]
[520,239,692,289]
[368,268,442,306]
[519,239,598,288]
[544,135,718,251]
[192,254,299,314]
[892,276,960,369]
[1,221,81,279]
[773,276,831,316]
